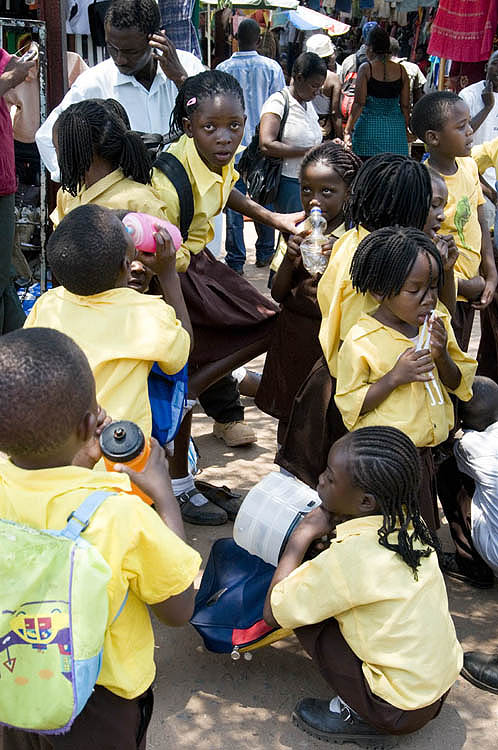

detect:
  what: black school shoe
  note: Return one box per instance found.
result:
[176,489,228,526]
[194,480,242,521]
[440,551,495,589]
[461,652,498,695]
[292,698,397,748]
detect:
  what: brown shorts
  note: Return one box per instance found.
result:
[1,685,153,750]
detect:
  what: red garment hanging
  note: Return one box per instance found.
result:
[428,0,498,62]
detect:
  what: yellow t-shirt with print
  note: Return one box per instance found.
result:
[0,459,201,699]
[431,157,484,293]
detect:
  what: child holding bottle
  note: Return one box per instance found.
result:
[255,142,362,446]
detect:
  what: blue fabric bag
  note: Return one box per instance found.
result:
[148,363,188,446]
[190,538,291,657]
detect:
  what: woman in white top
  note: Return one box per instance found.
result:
[259,52,326,212]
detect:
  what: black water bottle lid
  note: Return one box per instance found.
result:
[99,420,145,462]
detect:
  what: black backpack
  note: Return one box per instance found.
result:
[153,151,194,243]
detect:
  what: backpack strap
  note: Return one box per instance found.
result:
[154,151,194,242]
[277,88,290,141]
[60,490,114,541]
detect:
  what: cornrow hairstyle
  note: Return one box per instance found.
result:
[56,99,152,196]
[350,226,443,299]
[0,328,94,459]
[47,204,130,295]
[346,154,432,231]
[411,91,461,142]
[300,141,363,187]
[104,0,160,36]
[341,426,440,576]
[169,70,245,137]
[292,51,327,80]
[104,97,131,129]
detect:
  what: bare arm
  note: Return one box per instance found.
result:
[430,316,461,391]
[468,81,494,135]
[399,65,410,129]
[226,187,305,236]
[259,112,309,160]
[474,204,498,309]
[343,64,368,143]
[0,55,36,97]
[330,72,343,139]
[271,235,302,302]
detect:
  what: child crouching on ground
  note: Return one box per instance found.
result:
[0,327,201,749]
[24,204,192,449]
[335,227,476,531]
[264,426,462,744]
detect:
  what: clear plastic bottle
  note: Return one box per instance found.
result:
[300,206,329,275]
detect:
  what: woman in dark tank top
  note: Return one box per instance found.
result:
[344,27,410,158]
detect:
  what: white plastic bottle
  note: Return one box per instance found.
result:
[300,206,329,275]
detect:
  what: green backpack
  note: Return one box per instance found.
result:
[0,490,125,734]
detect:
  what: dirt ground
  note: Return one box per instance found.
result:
[148,224,498,750]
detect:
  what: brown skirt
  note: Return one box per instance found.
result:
[255,307,322,423]
[451,300,475,352]
[296,617,449,735]
[275,356,347,489]
[180,248,278,367]
[477,296,498,382]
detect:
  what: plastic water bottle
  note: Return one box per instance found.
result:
[300,206,329,275]
[122,212,183,254]
[100,420,153,505]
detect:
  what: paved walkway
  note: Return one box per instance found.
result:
[149,226,497,750]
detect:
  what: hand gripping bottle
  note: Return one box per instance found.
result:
[300,206,329,275]
[122,212,183,254]
[100,420,153,505]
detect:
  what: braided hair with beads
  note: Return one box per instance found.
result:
[350,226,443,299]
[346,154,432,232]
[300,141,363,187]
[55,98,152,197]
[341,426,440,575]
[169,70,245,138]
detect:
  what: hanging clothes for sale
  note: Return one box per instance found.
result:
[428,0,498,63]
[157,0,201,59]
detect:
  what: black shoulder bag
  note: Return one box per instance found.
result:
[237,88,290,207]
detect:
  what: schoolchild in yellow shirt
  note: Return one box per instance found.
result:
[335,227,476,530]
[264,426,462,745]
[0,327,200,749]
[25,204,191,442]
[277,158,456,489]
[51,98,169,229]
[411,90,498,350]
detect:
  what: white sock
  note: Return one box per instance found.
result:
[328,696,359,719]
[171,474,208,506]
[232,366,247,383]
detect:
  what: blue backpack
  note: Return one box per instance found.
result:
[190,538,291,659]
[148,363,188,446]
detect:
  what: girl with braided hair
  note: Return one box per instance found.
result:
[335,226,476,530]
[256,141,362,445]
[264,426,462,744]
[51,98,169,227]
[276,155,455,489]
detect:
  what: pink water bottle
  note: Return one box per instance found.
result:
[123,212,183,254]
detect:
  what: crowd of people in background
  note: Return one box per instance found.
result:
[0,0,498,748]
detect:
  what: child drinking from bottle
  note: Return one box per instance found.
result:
[256,142,362,446]
[335,227,476,529]
[264,426,461,745]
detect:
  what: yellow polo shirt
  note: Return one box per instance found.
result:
[271,515,462,711]
[317,225,375,377]
[0,459,201,699]
[24,287,190,439]
[51,168,170,228]
[430,157,484,291]
[151,135,239,272]
[335,311,476,447]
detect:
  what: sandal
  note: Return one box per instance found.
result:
[176,489,228,526]
[194,480,242,521]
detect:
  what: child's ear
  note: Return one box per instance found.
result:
[359,492,378,514]
[77,410,98,445]
[183,117,193,138]
[425,129,440,147]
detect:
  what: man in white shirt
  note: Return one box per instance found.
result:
[36,0,205,181]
